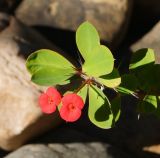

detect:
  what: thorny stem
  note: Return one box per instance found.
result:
[74,68,93,93]
[74,79,90,93]
[75,68,149,100]
[75,67,117,93]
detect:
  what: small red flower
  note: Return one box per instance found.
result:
[39,87,61,114]
[60,93,84,122]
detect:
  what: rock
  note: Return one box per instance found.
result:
[4,145,59,158]
[143,145,160,155]
[15,0,133,48]
[135,0,160,16]
[0,14,62,151]
[4,128,132,158]
[131,22,160,63]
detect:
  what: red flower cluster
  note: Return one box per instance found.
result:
[39,87,84,122]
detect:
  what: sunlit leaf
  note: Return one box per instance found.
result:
[31,68,74,86]
[129,48,155,70]
[26,49,75,86]
[88,85,114,129]
[97,68,121,88]
[26,49,75,74]
[83,45,114,77]
[76,21,100,60]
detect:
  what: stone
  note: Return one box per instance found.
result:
[131,22,160,63]
[4,128,132,158]
[0,14,62,151]
[15,0,133,48]
[143,145,160,155]
[4,145,59,158]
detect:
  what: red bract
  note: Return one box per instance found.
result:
[60,93,84,122]
[39,87,61,114]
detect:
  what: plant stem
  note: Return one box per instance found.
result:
[74,79,90,93]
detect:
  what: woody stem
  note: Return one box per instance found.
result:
[74,79,90,93]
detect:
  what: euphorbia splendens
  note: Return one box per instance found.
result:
[60,93,84,122]
[26,21,159,129]
[39,87,61,114]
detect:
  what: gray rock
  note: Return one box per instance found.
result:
[15,0,133,48]
[4,128,132,158]
[0,14,62,151]
[131,22,160,63]
[4,145,59,158]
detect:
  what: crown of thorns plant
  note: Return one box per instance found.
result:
[26,22,160,129]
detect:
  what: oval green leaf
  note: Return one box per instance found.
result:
[31,67,74,86]
[88,85,114,129]
[83,45,114,77]
[26,49,75,74]
[26,49,75,86]
[76,21,100,60]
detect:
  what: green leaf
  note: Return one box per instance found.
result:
[83,45,114,77]
[137,95,157,113]
[77,84,88,103]
[88,85,114,129]
[97,68,121,88]
[129,49,158,94]
[26,49,75,86]
[131,64,160,95]
[76,21,100,60]
[111,96,121,123]
[116,87,136,96]
[117,74,138,96]
[129,48,155,70]
[26,49,75,74]
[31,67,74,86]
